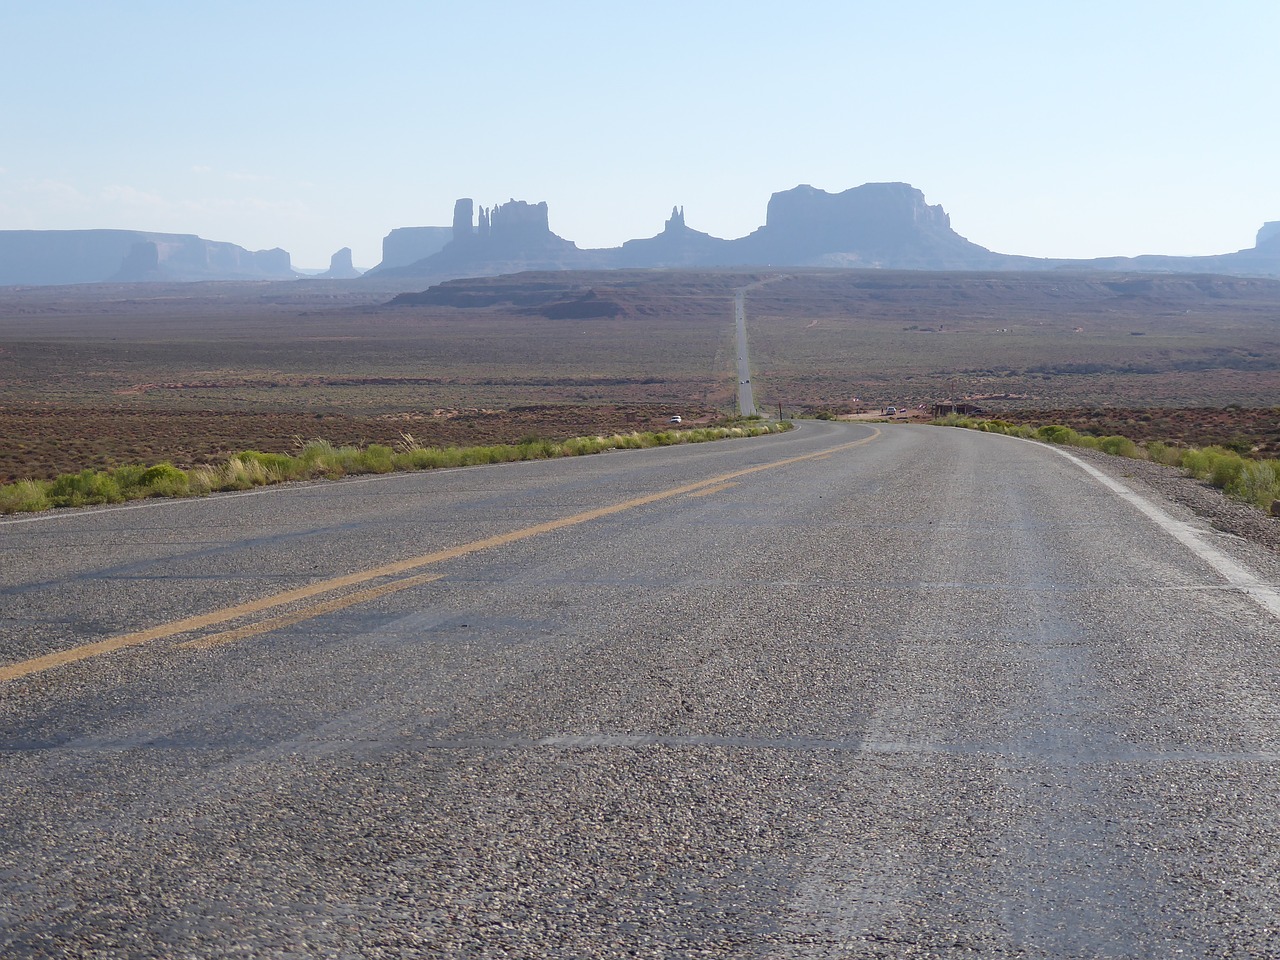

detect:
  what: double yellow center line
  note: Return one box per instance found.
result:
[1,430,879,683]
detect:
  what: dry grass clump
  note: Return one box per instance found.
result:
[0,423,791,515]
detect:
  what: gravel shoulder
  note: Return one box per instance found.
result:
[1062,444,1280,555]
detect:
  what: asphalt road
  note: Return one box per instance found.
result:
[2,421,1279,958]
[734,289,756,417]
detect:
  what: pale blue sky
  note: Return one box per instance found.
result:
[2,0,1277,269]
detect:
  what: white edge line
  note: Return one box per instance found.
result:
[1036,441,1280,620]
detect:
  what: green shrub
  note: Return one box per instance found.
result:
[0,479,51,513]
[1144,441,1183,466]
[1211,454,1245,490]
[295,440,345,478]
[1182,446,1243,487]
[1166,445,1280,507]
[1182,445,1249,491]
[396,447,456,470]
[559,436,606,456]
[46,469,123,508]
[1180,447,1212,479]
[110,464,149,491]
[120,462,191,498]
[353,443,396,474]
[1098,435,1140,458]
[517,438,558,460]
[458,445,502,466]
[969,419,1035,438]
[1206,454,1242,489]
[1226,459,1280,509]
[326,445,364,475]
[239,450,300,480]
[1036,424,1080,445]
[295,439,334,461]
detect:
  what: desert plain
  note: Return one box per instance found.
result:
[1,268,1277,484]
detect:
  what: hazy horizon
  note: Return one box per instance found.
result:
[2,0,1277,269]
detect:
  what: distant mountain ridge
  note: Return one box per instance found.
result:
[369,183,1003,278]
[372,182,1280,282]
[0,229,294,285]
[1074,221,1280,276]
[3,184,1277,287]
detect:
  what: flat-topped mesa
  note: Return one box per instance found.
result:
[0,229,296,285]
[747,181,987,265]
[372,227,452,272]
[113,237,292,282]
[1257,222,1280,247]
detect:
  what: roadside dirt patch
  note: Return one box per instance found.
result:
[0,404,716,483]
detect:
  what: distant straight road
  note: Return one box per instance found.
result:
[3,421,1279,958]
[734,287,756,416]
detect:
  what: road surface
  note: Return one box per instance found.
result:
[734,288,756,417]
[2,421,1279,958]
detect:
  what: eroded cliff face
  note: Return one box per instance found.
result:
[114,238,292,281]
[367,227,453,274]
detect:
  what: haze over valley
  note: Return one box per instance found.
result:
[3,182,1280,286]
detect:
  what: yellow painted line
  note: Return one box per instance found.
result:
[687,482,739,498]
[180,573,444,650]
[0,573,420,683]
[1,427,880,682]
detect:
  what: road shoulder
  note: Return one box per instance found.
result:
[1064,444,1280,556]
